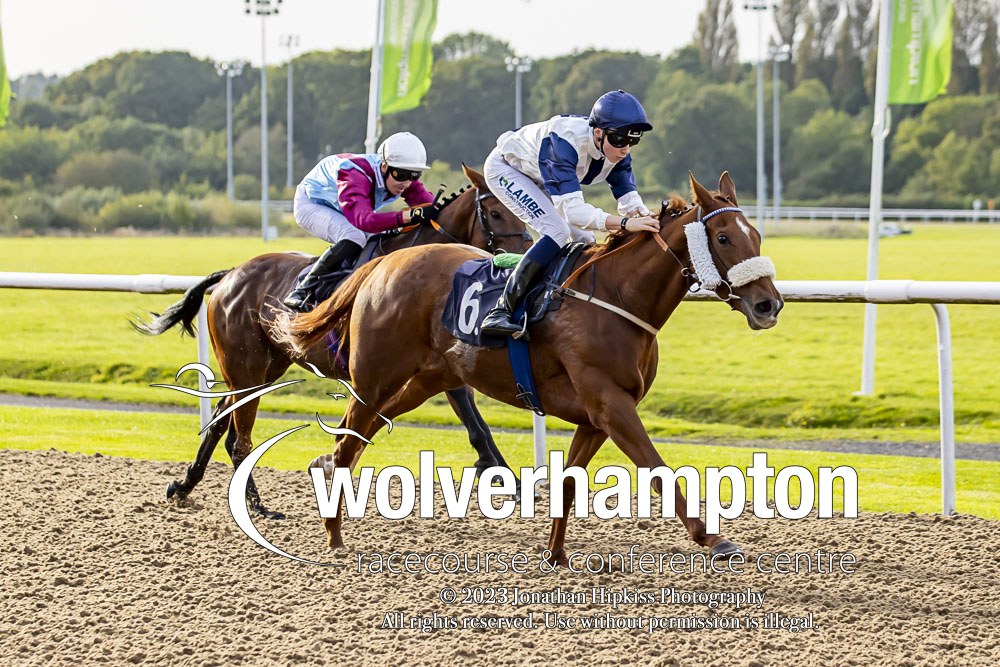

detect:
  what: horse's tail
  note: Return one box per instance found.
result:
[129,269,231,337]
[272,256,388,357]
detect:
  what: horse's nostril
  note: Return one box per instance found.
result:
[753,300,774,316]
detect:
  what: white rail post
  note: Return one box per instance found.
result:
[931,304,956,515]
[532,413,546,469]
[196,302,212,431]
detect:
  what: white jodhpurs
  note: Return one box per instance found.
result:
[483,148,589,247]
[292,184,367,246]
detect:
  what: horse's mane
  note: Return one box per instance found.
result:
[590,192,692,256]
[436,186,471,212]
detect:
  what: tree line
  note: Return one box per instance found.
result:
[2,0,1000,233]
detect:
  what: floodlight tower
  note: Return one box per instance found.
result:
[769,43,790,228]
[505,56,533,128]
[245,0,285,241]
[744,1,774,242]
[280,34,300,190]
[214,60,246,201]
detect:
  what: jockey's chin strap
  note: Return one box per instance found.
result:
[557,204,775,336]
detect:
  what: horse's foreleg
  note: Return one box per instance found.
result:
[584,384,739,556]
[545,424,606,568]
[167,395,233,501]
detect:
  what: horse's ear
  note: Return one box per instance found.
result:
[689,171,712,208]
[719,171,738,205]
[462,162,488,190]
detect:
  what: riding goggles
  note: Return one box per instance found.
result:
[605,129,643,148]
[388,167,422,182]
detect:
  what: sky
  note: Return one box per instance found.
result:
[2,0,782,80]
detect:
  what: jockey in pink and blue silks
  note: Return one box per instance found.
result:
[283,132,437,311]
[480,90,662,338]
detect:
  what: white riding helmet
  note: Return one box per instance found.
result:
[377,132,431,170]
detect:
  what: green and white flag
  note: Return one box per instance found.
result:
[889,0,953,104]
[0,4,12,127]
[380,0,437,115]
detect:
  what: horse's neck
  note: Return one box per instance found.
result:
[377,199,472,255]
[599,213,694,331]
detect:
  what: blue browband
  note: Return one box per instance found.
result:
[699,206,744,222]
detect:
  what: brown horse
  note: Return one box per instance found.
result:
[275,172,783,561]
[132,165,532,518]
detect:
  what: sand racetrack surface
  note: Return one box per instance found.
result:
[2,448,999,666]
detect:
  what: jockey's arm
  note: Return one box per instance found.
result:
[401,180,435,207]
[542,132,656,233]
[337,169,404,233]
[540,133,612,231]
[607,155,651,217]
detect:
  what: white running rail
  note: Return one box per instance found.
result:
[3,272,1000,515]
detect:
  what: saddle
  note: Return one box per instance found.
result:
[441,242,588,348]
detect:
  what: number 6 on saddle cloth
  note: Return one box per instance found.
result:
[440,243,589,414]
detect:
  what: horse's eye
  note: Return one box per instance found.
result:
[490,210,502,220]
[718,233,730,246]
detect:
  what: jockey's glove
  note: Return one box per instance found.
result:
[409,201,444,225]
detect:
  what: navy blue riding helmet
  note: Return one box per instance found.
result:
[588,89,654,132]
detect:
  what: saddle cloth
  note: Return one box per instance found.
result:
[440,243,587,348]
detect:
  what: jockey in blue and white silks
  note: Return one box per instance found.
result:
[480,89,661,338]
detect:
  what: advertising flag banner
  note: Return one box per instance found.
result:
[889,0,953,104]
[380,0,437,115]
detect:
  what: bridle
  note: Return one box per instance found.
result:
[556,201,774,335]
[472,189,532,254]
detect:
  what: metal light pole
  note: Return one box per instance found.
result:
[745,2,772,242]
[280,34,300,190]
[245,0,284,242]
[214,60,246,201]
[770,44,790,229]
[505,56,533,128]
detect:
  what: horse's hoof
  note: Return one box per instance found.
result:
[253,507,286,520]
[543,551,568,569]
[166,481,187,500]
[710,541,743,558]
[512,484,543,502]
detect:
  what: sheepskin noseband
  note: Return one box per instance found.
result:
[684,215,775,290]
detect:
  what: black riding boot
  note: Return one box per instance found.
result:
[283,240,362,312]
[480,257,547,339]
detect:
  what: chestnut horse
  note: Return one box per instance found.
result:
[276,172,783,561]
[132,165,531,518]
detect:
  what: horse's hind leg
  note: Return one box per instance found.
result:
[323,375,443,549]
[322,401,392,549]
[166,395,233,501]
[229,394,288,520]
